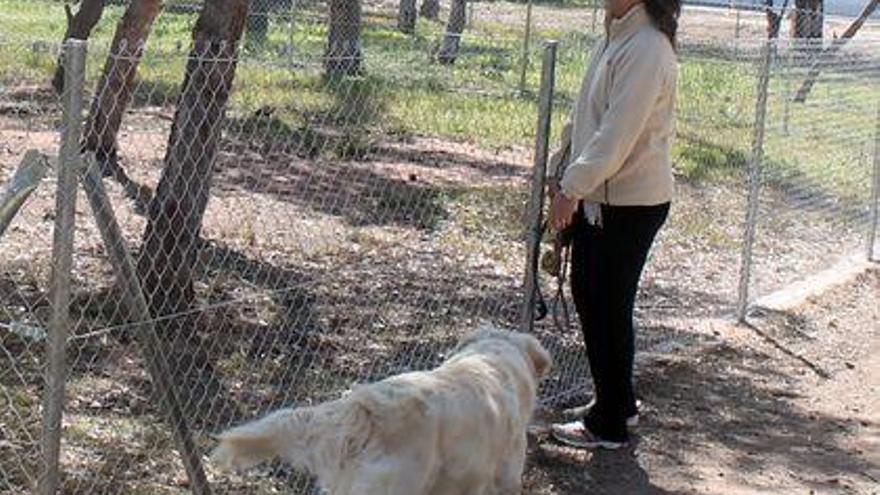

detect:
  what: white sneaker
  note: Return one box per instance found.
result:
[550,421,627,450]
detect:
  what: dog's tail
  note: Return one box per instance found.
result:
[210,407,314,471]
[210,400,373,473]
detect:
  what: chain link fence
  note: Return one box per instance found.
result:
[2,5,538,492]
[747,37,880,305]
[0,37,65,495]
[1,0,879,494]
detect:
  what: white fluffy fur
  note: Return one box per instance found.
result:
[211,327,551,495]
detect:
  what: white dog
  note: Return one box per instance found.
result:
[210,327,551,495]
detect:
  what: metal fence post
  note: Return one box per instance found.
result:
[868,102,880,262]
[736,40,774,323]
[79,153,212,494]
[591,0,598,33]
[0,151,51,238]
[521,40,557,333]
[782,45,792,136]
[39,38,86,495]
[518,0,534,94]
[287,0,297,69]
[734,6,742,58]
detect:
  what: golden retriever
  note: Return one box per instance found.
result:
[210,327,551,495]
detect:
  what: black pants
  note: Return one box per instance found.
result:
[570,202,670,442]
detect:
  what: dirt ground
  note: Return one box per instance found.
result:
[2,99,878,493]
[2,6,879,486]
[524,267,880,495]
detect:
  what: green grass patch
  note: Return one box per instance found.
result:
[1,0,876,201]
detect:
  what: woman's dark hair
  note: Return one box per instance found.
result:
[644,0,681,49]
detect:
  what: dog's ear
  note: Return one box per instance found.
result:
[515,333,552,379]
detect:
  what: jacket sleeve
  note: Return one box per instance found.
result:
[560,34,669,200]
[546,114,572,179]
[547,38,606,180]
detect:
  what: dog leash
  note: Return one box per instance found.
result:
[532,135,573,333]
[533,219,572,334]
[550,240,572,333]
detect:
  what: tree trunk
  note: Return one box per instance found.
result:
[135,0,249,426]
[398,0,418,33]
[324,0,363,77]
[420,0,440,20]
[83,0,162,202]
[138,0,249,328]
[766,0,792,39]
[793,0,878,102]
[792,0,824,40]
[246,0,269,48]
[52,0,106,94]
[436,0,465,65]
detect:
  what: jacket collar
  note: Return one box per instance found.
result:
[607,3,650,40]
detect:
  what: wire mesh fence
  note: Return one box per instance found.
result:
[1,0,879,493]
[0,38,66,495]
[2,26,539,495]
[748,37,880,303]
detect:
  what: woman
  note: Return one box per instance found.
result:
[548,0,680,449]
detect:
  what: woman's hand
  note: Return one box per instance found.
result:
[550,189,578,232]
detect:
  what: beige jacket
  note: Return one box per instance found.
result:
[550,4,677,206]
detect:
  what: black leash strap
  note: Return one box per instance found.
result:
[532,219,572,333]
[533,137,573,332]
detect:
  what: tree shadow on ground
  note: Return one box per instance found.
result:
[372,141,526,178]
[529,320,877,494]
[532,289,736,406]
[642,345,874,489]
[54,237,523,432]
[213,153,450,230]
[527,441,687,495]
[637,283,735,319]
[208,68,529,230]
